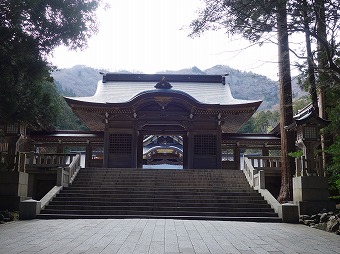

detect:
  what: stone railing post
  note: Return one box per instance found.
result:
[258,170,265,189]
[56,167,64,186]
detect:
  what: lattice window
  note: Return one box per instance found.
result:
[304,126,317,139]
[194,134,216,155]
[269,150,281,156]
[109,134,132,154]
[222,148,234,161]
[36,146,57,154]
[6,123,18,134]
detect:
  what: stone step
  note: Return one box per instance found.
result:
[39,167,280,222]
[74,179,247,182]
[75,172,246,178]
[65,184,254,192]
[40,208,278,218]
[44,205,273,213]
[70,184,251,189]
[72,178,249,182]
[52,196,266,203]
[74,176,247,180]
[36,213,282,222]
[57,190,261,197]
[48,200,271,208]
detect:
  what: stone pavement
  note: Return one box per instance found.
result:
[0,219,339,254]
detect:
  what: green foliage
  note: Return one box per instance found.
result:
[53,98,88,131]
[288,150,303,158]
[0,210,18,222]
[0,0,100,129]
[292,96,311,114]
[327,137,340,194]
[238,117,255,133]
[239,110,280,134]
[189,0,277,41]
[1,0,100,54]
[40,81,88,130]
[190,0,340,81]
[325,94,340,195]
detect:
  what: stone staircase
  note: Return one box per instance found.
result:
[37,168,281,222]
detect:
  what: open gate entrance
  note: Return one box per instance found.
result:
[142,135,183,169]
[137,125,187,169]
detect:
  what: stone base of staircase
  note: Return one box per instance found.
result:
[38,168,281,222]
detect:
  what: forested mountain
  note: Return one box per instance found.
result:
[52,65,104,97]
[52,65,306,110]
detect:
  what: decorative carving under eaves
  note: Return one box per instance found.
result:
[154,97,172,110]
[194,109,253,115]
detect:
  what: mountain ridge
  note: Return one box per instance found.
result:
[52,65,305,110]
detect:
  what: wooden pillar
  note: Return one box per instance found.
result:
[234,145,241,170]
[103,130,109,168]
[262,144,269,168]
[85,143,93,168]
[216,130,222,169]
[137,132,144,168]
[57,142,64,153]
[262,145,269,156]
[187,130,194,169]
[131,123,139,168]
[183,134,188,169]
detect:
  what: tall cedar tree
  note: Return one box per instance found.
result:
[189,0,340,200]
[276,0,296,202]
[190,0,296,201]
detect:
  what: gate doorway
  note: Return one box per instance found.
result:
[142,135,183,169]
[137,125,188,169]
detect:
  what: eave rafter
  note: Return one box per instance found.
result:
[65,92,261,132]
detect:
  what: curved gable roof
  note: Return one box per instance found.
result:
[65,73,261,106]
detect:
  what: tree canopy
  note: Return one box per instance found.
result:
[0,0,101,129]
[189,0,340,86]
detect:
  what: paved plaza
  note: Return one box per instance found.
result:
[0,219,339,254]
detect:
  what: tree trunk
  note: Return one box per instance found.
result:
[276,0,296,202]
[315,0,331,175]
[302,0,318,111]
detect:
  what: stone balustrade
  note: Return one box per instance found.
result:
[57,153,81,187]
[243,155,299,223]
[243,155,281,190]
[17,152,79,172]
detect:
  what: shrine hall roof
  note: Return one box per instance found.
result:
[65,73,261,106]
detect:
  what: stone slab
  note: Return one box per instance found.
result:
[297,200,336,215]
[20,199,41,220]
[1,219,340,254]
[293,176,330,201]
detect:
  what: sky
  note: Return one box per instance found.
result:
[50,0,287,81]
